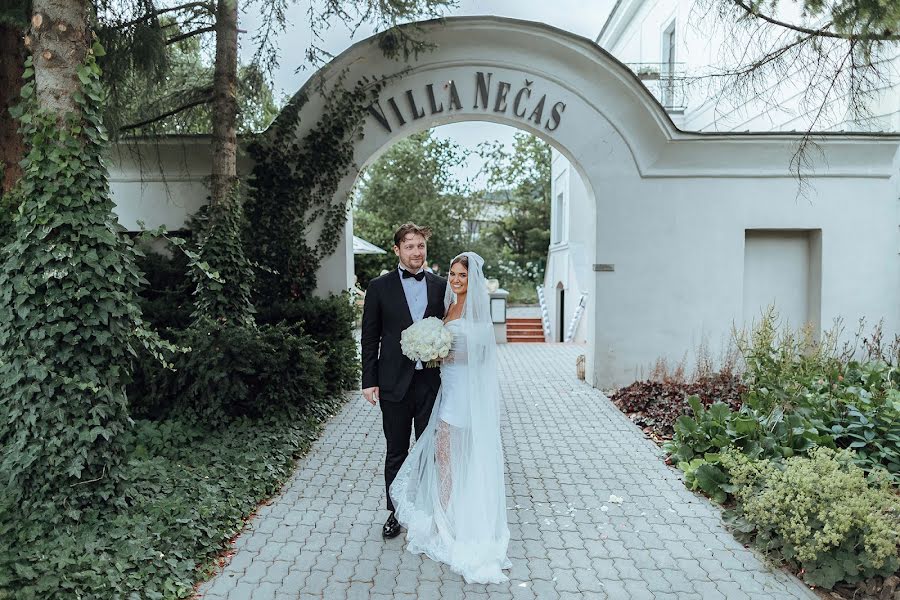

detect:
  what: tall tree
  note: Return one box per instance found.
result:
[0,6,27,195]
[0,0,156,511]
[353,130,476,286]
[475,133,551,270]
[211,0,238,205]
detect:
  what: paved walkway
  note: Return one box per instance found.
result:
[197,344,817,600]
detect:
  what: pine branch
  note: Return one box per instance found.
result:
[107,2,214,31]
[729,0,900,41]
[166,25,215,45]
[118,92,212,132]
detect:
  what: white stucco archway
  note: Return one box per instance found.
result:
[276,16,900,388]
[110,16,900,389]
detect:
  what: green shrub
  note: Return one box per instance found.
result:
[667,311,900,487]
[665,395,828,501]
[254,294,360,394]
[135,248,194,332]
[721,447,900,589]
[129,319,328,424]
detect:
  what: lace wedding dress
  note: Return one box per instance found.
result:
[390,252,511,584]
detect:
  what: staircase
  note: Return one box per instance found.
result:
[506,317,546,343]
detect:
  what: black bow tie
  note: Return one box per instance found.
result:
[402,269,425,281]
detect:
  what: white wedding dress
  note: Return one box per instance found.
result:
[390,252,511,584]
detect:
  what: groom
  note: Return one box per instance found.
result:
[361,223,447,539]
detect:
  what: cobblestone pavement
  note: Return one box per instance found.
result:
[197,343,818,600]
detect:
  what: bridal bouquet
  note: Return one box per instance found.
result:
[401,317,453,368]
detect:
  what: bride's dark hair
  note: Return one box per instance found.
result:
[450,255,468,270]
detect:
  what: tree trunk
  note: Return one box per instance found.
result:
[210,0,238,205]
[0,23,26,194]
[27,0,91,118]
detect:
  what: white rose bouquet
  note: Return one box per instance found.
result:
[400,317,453,368]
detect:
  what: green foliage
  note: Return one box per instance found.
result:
[134,247,194,332]
[0,0,28,29]
[353,130,478,286]
[722,447,900,589]
[800,0,900,41]
[246,75,390,301]
[190,186,256,327]
[0,403,346,599]
[0,186,17,246]
[666,310,900,489]
[254,294,361,395]
[475,132,552,277]
[0,44,175,512]
[130,318,327,424]
[659,310,900,590]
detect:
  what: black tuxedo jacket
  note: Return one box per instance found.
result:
[361,270,447,403]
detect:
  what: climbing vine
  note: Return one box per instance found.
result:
[190,184,256,327]
[244,71,397,303]
[0,43,175,516]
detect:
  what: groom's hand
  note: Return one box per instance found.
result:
[362,386,379,406]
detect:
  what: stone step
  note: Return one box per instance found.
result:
[508,331,545,337]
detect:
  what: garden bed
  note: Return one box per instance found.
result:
[610,315,900,600]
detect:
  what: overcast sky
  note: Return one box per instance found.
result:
[237,0,617,185]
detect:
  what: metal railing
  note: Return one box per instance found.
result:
[625,62,687,112]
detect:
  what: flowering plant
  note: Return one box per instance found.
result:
[401,317,453,368]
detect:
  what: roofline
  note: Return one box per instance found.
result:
[596,0,624,45]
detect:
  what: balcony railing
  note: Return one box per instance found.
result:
[625,62,687,112]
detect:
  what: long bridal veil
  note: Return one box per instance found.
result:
[390,251,510,584]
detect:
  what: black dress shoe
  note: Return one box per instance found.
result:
[382,512,401,539]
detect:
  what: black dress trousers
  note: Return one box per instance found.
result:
[380,369,440,511]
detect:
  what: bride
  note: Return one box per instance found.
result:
[390,251,511,584]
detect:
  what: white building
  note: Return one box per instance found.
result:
[108,17,900,389]
[596,0,900,132]
[544,2,900,353]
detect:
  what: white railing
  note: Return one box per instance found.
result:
[536,285,552,341]
[625,62,687,111]
[564,293,587,343]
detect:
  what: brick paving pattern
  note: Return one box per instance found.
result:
[197,343,818,600]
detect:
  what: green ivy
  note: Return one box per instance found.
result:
[191,184,255,327]
[0,44,175,515]
[0,402,347,599]
[244,73,394,302]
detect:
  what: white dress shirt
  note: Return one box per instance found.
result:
[399,264,427,369]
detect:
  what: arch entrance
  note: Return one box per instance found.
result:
[279,16,900,388]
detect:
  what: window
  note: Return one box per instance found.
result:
[553,192,567,244]
[463,219,482,240]
[661,20,676,108]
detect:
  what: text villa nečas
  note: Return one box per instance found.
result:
[367,72,566,133]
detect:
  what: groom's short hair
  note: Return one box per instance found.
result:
[393,223,433,247]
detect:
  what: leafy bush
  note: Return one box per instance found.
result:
[611,373,745,439]
[721,447,900,589]
[0,405,344,599]
[666,312,900,485]
[135,248,194,332]
[129,319,329,423]
[254,294,361,394]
